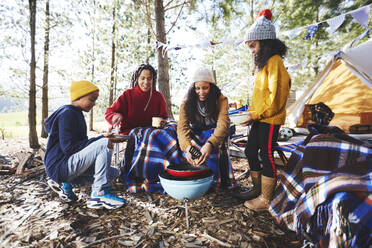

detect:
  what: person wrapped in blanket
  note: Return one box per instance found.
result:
[270,124,372,247]
[233,9,291,211]
[105,64,171,193]
[177,67,236,189]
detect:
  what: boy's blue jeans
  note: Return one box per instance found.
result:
[66,138,119,193]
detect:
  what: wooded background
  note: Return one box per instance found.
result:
[0,0,371,148]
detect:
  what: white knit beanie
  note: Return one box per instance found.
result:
[192,67,215,84]
[245,16,276,42]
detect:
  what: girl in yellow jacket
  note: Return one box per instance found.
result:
[239,9,291,211]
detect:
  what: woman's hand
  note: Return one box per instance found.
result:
[112,114,123,127]
[195,142,213,165]
[159,119,167,128]
[241,111,254,126]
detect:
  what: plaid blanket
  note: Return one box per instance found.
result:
[270,127,372,247]
[121,122,236,193]
[275,140,304,153]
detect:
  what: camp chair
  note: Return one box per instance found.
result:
[110,125,130,167]
[228,104,249,151]
[228,105,305,170]
[228,124,248,157]
[273,140,304,168]
[228,105,250,178]
[275,102,334,168]
[114,143,122,166]
[273,123,349,168]
[113,139,131,167]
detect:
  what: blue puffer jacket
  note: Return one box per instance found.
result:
[44,104,103,183]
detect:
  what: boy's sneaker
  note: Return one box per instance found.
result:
[47,179,78,202]
[87,188,125,209]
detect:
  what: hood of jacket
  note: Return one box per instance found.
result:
[44,105,80,134]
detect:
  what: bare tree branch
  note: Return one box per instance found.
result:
[137,0,157,38]
[134,0,145,4]
[165,0,186,35]
[146,0,157,38]
[164,0,191,12]
[164,0,176,9]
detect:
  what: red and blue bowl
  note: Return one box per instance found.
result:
[159,164,213,201]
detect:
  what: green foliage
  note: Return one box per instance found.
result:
[1,0,371,126]
[277,0,372,90]
[187,0,273,106]
[179,0,372,105]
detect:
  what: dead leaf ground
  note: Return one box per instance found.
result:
[0,136,303,248]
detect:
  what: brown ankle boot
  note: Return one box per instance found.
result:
[244,175,276,211]
[233,170,262,200]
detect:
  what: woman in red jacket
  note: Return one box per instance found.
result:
[105,64,169,192]
[105,64,168,135]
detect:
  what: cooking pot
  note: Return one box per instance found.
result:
[166,163,210,178]
[159,170,213,201]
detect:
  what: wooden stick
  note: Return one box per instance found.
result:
[82,234,131,248]
[217,218,234,225]
[201,232,232,247]
[133,239,145,248]
[145,209,153,224]
[16,152,32,175]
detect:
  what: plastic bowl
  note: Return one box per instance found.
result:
[229,113,249,126]
[166,164,210,178]
[159,171,213,201]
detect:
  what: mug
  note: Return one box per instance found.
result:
[152,117,165,128]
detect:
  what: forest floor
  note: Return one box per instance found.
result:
[0,135,304,248]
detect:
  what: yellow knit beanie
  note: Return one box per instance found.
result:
[70,80,99,102]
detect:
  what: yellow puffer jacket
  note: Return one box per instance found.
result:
[250,55,291,125]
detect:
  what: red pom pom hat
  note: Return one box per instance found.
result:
[257,9,272,20]
[245,9,276,42]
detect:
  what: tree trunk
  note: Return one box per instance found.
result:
[313,6,320,75]
[146,27,151,63]
[28,0,40,149]
[89,43,95,131]
[109,1,116,106]
[89,0,96,131]
[154,0,173,119]
[41,0,50,138]
[250,0,254,22]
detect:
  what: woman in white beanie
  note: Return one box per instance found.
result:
[236,9,291,211]
[177,67,236,189]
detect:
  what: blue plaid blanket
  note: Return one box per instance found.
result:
[275,140,304,153]
[121,121,236,193]
[270,130,372,247]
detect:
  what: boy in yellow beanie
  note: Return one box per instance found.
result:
[44,80,125,209]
